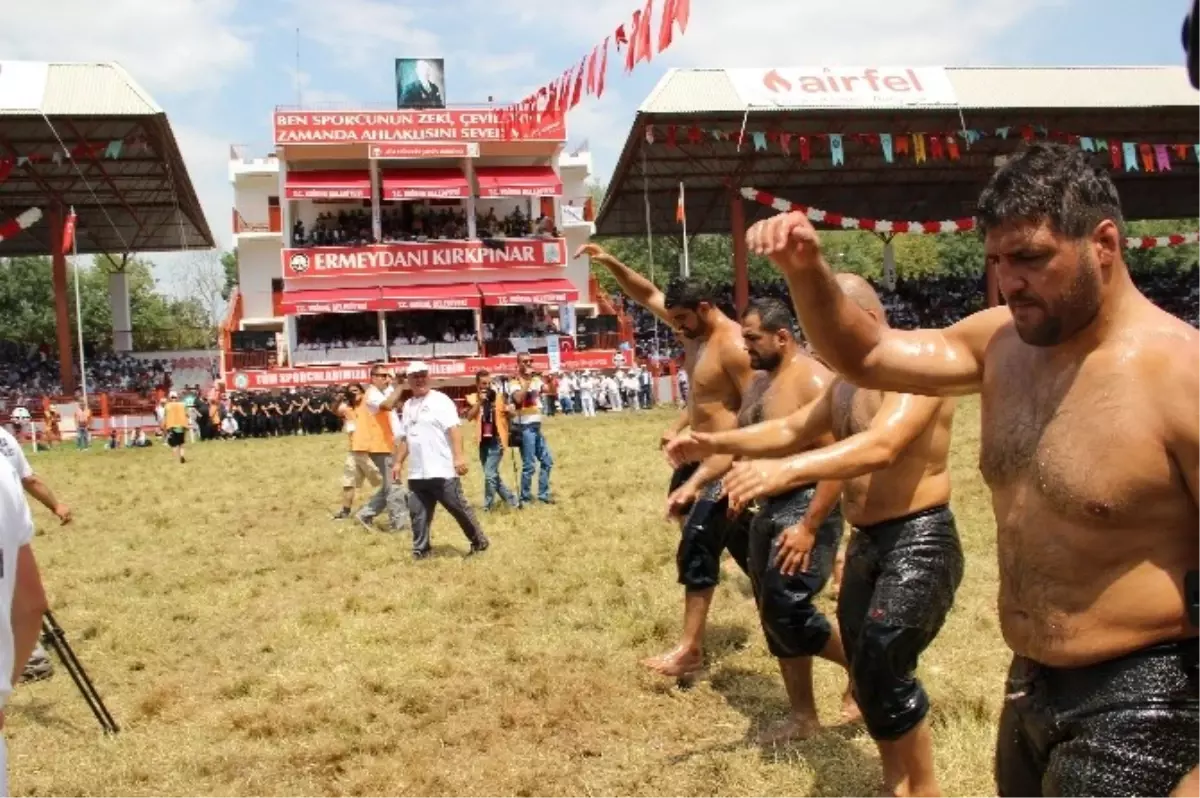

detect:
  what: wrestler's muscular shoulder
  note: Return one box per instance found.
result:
[691,322,748,431]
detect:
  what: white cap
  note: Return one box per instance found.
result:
[168,390,178,399]
[405,361,430,376]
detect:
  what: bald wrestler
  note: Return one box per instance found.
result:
[747,142,1198,797]
[675,276,960,795]
[579,243,755,679]
[667,297,854,741]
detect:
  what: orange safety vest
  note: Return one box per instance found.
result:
[467,391,508,447]
[164,401,190,429]
[350,402,393,454]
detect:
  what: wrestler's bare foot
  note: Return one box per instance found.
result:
[641,645,704,679]
[755,714,822,746]
[841,686,862,723]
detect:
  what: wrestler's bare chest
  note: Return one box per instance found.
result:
[978,343,1171,526]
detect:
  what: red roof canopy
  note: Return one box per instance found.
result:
[478,278,578,306]
[475,165,562,198]
[378,283,482,310]
[284,170,371,200]
[382,168,470,200]
[280,287,382,315]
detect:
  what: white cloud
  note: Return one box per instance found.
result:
[172,124,234,251]
[289,0,442,71]
[0,0,252,95]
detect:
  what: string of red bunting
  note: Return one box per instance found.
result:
[653,124,1200,173]
[501,0,689,139]
[0,130,153,188]
[740,186,1200,249]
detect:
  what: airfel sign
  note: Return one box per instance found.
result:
[725,67,958,108]
[274,110,566,145]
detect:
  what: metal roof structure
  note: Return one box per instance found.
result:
[597,66,1200,237]
[0,61,213,257]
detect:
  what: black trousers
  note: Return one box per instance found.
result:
[408,477,487,555]
[996,639,1198,796]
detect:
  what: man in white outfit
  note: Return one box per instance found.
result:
[0,454,50,795]
[579,372,597,417]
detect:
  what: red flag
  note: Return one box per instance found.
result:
[675,183,686,224]
[0,156,12,185]
[615,24,628,49]
[596,37,610,97]
[61,209,77,255]
[586,46,599,95]
[626,0,654,72]
[570,55,587,108]
[658,0,690,52]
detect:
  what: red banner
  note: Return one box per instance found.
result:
[283,239,567,277]
[273,110,566,145]
[369,142,480,159]
[228,350,631,390]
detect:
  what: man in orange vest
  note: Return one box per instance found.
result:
[464,369,518,510]
[354,366,408,532]
[161,390,191,464]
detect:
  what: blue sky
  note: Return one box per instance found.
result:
[1,0,1194,288]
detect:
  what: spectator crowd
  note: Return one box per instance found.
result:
[290,205,557,248]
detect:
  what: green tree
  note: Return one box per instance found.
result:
[221,250,239,300]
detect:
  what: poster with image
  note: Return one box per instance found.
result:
[395,58,446,109]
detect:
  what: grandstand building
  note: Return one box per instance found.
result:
[223,108,627,390]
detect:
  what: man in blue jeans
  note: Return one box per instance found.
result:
[464,369,518,511]
[508,355,554,504]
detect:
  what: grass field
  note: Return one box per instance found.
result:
[7,397,1009,797]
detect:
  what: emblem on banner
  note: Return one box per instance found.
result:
[234,374,249,390]
[613,353,626,367]
[288,253,311,274]
[542,242,562,264]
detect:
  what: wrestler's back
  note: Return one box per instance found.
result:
[980,306,1199,668]
[832,381,955,527]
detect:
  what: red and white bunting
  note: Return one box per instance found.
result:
[740,187,974,234]
[1123,233,1200,249]
[742,187,1200,249]
[0,207,43,243]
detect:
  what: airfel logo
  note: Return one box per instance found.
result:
[762,68,928,95]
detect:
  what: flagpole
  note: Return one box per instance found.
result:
[679,181,690,279]
[70,207,88,405]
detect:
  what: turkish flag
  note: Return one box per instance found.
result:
[596,37,610,97]
[625,0,654,72]
[658,0,690,53]
[62,209,77,255]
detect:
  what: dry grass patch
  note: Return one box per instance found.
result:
[8,398,1009,796]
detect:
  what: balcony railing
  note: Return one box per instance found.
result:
[233,208,282,235]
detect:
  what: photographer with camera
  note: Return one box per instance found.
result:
[464,370,519,511]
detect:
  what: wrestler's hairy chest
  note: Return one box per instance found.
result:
[831,380,883,440]
[978,339,1173,526]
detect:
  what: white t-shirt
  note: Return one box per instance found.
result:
[364,385,403,441]
[0,460,34,706]
[508,376,543,425]
[399,390,461,480]
[0,428,32,481]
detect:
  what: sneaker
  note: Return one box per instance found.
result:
[21,651,53,684]
[331,508,351,521]
[538,497,555,505]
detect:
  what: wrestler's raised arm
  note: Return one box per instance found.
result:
[723,391,944,512]
[668,386,833,463]
[747,211,1007,398]
[576,243,674,327]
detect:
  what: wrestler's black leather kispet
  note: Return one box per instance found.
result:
[748,485,843,659]
[839,505,964,741]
